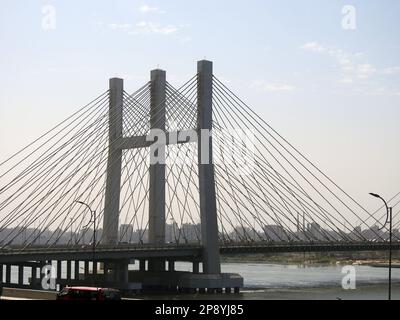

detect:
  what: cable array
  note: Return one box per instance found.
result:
[211,75,398,242]
[0,73,397,249]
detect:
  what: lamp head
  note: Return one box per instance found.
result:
[369,193,380,198]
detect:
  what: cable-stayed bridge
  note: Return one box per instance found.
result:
[0,60,399,293]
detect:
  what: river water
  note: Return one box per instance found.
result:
[7,262,400,300]
[141,262,400,300]
[221,262,400,300]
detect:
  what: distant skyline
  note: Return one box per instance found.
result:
[2,220,398,246]
[0,0,399,214]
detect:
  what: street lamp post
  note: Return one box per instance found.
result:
[74,200,96,285]
[369,192,393,300]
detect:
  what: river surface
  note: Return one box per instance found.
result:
[8,262,400,300]
[141,262,400,300]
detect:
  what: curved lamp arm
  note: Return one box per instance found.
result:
[369,193,389,230]
[74,200,95,229]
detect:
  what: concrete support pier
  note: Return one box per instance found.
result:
[168,260,175,272]
[66,261,71,281]
[84,260,89,280]
[18,265,24,286]
[57,261,61,282]
[74,261,79,280]
[5,264,11,284]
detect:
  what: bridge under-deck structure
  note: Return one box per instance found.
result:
[1,241,399,293]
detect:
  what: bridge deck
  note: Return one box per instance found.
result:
[0,242,398,264]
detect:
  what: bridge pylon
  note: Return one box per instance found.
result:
[100,60,243,292]
[197,60,221,274]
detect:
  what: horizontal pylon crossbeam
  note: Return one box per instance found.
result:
[117,129,197,150]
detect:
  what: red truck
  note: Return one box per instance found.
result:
[56,286,121,300]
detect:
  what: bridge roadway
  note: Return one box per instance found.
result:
[0,241,399,264]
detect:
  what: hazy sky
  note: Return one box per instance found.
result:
[0,0,399,212]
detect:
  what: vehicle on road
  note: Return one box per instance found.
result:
[56,286,121,301]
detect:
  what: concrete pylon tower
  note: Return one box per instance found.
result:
[103,78,123,244]
[100,63,242,291]
[197,60,221,274]
[148,69,166,271]
[102,64,221,271]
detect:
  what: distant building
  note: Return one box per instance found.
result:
[181,223,200,242]
[348,226,362,240]
[135,229,148,243]
[362,225,382,240]
[307,222,324,240]
[228,226,257,242]
[263,225,288,241]
[165,222,178,243]
[119,224,133,243]
[79,227,92,244]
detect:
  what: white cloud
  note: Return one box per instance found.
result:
[265,84,296,91]
[108,23,132,30]
[301,42,378,81]
[338,78,354,84]
[356,64,376,79]
[131,21,178,35]
[382,66,400,75]
[367,87,400,96]
[301,42,326,53]
[179,36,192,43]
[251,81,296,92]
[139,5,160,13]
[107,21,179,36]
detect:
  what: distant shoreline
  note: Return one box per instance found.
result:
[221,250,400,267]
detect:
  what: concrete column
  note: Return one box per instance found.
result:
[74,261,80,280]
[103,261,110,282]
[168,260,175,272]
[110,262,117,282]
[57,261,62,281]
[18,265,24,286]
[66,261,71,281]
[31,266,37,288]
[5,265,11,284]
[118,260,129,284]
[193,261,199,274]
[84,261,89,279]
[103,78,124,244]
[93,261,97,276]
[197,60,221,274]
[148,69,166,272]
